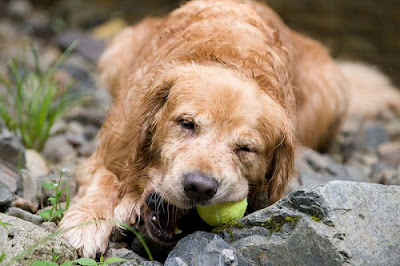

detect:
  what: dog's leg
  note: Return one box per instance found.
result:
[58,158,120,258]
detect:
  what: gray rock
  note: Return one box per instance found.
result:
[7,0,32,18]
[7,207,43,225]
[78,139,97,157]
[165,231,249,266]
[340,115,363,136]
[11,197,38,213]
[386,120,400,139]
[370,162,400,185]
[0,122,25,169]
[296,148,366,186]
[105,247,162,266]
[0,213,77,265]
[19,169,78,206]
[363,122,390,151]
[0,162,18,193]
[42,135,76,163]
[24,149,49,178]
[19,169,39,205]
[64,105,108,128]
[344,164,371,182]
[217,181,400,266]
[299,172,340,187]
[40,222,57,233]
[377,141,400,167]
[0,180,13,210]
[346,152,378,167]
[121,261,162,266]
[66,132,86,148]
[57,31,105,63]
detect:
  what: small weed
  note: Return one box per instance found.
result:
[32,255,127,266]
[0,219,12,230]
[0,219,11,263]
[39,169,70,223]
[0,253,6,264]
[121,223,154,261]
[0,41,87,151]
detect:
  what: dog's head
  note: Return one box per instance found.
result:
[125,63,294,244]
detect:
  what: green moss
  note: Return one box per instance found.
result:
[258,216,301,234]
[284,216,301,226]
[212,220,245,241]
[212,216,301,239]
[311,216,321,222]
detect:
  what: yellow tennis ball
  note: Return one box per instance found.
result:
[196,197,247,226]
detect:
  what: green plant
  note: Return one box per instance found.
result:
[0,252,6,264]
[39,169,70,223]
[0,219,11,263]
[121,223,154,261]
[32,255,127,266]
[0,41,86,151]
[0,219,12,230]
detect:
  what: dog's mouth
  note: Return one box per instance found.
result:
[143,193,209,245]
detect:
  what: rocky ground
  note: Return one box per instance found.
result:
[0,0,400,265]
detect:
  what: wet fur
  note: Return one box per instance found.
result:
[59,0,399,257]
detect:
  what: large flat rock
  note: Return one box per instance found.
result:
[166,181,400,266]
[0,213,77,265]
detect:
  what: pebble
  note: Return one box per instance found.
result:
[25,149,49,178]
[78,140,97,157]
[0,123,26,169]
[363,122,390,151]
[377,141,400,167]
[0,162,18,193]
[91,18,128,39]
[347,152,379,167]
[41,222,57,232]
[7,206,43,225]
[42,135,76,163]
[19,169,40,205]
[11,197,38,213]
[370,163,400,185]
[0,180,13,209]
[7,0,33,18]
[66,132,86,148]
[386,121,400,140]
[57,31,105,63]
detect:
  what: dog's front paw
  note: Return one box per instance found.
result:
[114,194,142,228]
[59,210,113,258]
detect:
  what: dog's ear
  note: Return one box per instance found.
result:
[132,81,172,162]
[266,127,295,205]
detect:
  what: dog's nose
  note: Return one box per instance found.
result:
[183,172,218,202]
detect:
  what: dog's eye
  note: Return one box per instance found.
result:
[239,146,252,152]
[235,146,255,154]
[179,119,195,131]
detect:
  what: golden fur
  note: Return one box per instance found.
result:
[59,0,399,257]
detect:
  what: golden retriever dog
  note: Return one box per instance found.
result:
[59,0,400,258]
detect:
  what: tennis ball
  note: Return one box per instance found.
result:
[196,197,247,226]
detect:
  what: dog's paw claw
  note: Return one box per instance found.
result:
[59,215,113,258]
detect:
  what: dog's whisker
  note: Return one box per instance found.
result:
[155,196,164,228]
[166,201,171,229]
